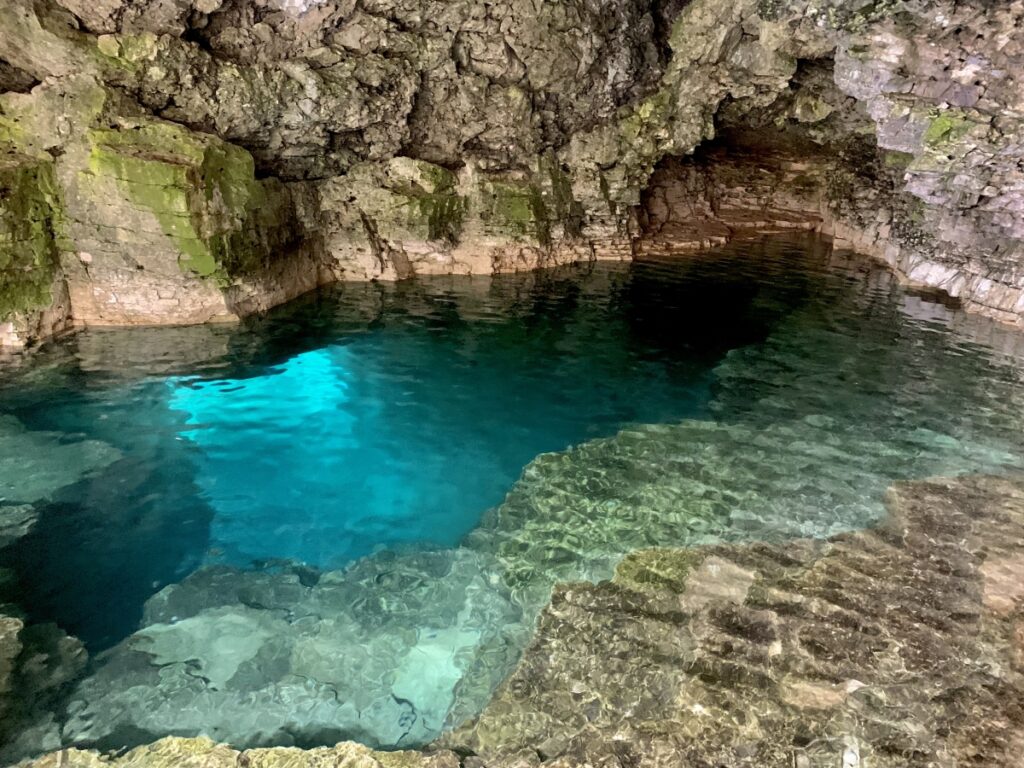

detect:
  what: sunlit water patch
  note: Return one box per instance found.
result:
[1,236,1024,761]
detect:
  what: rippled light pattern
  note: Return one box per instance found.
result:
[2,236,1023,761]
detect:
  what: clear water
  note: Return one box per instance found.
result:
[1,235,1023,761]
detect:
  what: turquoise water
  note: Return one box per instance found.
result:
[1,235,1024,760]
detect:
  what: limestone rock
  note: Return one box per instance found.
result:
[445,475,1024,767]
[0,618,87,764]
[0,504,37,549]
[21,474,1024,767]
[3,0,1024,340]
[0,75,324,342]
[61,548,524,751]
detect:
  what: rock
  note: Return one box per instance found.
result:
[0,618,87,764]
[48,265,1024,756]
[23,474,1024,767]
[0,155,72,348]
[0,74,324,342]
[22,736,461,768]
[61,547,524,750]
[1,0,1024,343]
[445,475,1024,767]
[0,414,120,504]
[0,614,22,709]
[0,504,37,548]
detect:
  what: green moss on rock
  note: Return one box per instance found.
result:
[483,179,552,245]
[923,110,974,147]
[397,161,466,243]
[83,120,284,283]
[0,158,62,320]
[883,150,915,169]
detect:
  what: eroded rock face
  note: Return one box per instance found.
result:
[1,0,1023,347]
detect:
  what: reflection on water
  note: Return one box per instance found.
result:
[1,235,1023,760]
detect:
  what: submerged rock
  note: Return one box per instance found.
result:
[445,474,1024,766]
[0,618,87,764]
[61,548,524,751]
[53,405,1023,754]
[24,736,461,768]
[0,415,120,511]
[18,473,1024,766]
[0,505,36,549]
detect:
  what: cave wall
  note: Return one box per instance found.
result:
[0,0,1022,347]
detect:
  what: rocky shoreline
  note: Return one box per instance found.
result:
[14,473,1024,767]
[2,0,1023,349]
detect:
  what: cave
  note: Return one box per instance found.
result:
[2,0,1024,766]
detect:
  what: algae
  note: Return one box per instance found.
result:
[0,160,62,320]
[923,110,974,147]
[84,122,279,283]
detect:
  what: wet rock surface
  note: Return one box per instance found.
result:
[16,473,1024,767]
[60,548,525,751]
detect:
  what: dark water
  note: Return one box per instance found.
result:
[1,235,1023,759]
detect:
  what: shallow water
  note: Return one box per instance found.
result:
[1,235,1023,760]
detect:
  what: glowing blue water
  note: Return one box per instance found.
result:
[3,236,1024,760]
[4,250,766,648]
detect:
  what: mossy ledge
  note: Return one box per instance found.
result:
[0,157,62,321]
[84,120,283,285]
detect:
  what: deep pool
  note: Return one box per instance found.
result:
[2,235,1023,760]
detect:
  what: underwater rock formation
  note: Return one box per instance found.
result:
[45,344,1024,755]
[0,415,118,760]
[19,472,1024,766]
[1,0,1023,346]
[448,474,1024,767]
[0,413,122,583]
[0,613,87,763]
[60,548,525,751]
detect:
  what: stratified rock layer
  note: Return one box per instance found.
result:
[19,473,1024,766]
[1,0,1023,346]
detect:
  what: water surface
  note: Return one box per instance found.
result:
[1,235,1023,760]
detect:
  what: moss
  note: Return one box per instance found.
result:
[883,150,915,169]
[483,179,551,245]
[923,110,974,147]
[490,183,535,231]
[822,0,898,32]
[88,123,208,164]
[527,185,551,246]
[0,160,62,320]
[117,33,159,63]
[85,122,279,283]
[409,192,466,243]
[620,88,673,142]
[416,160,457,192]
[0,114,27,150]
[395,161,466,244]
